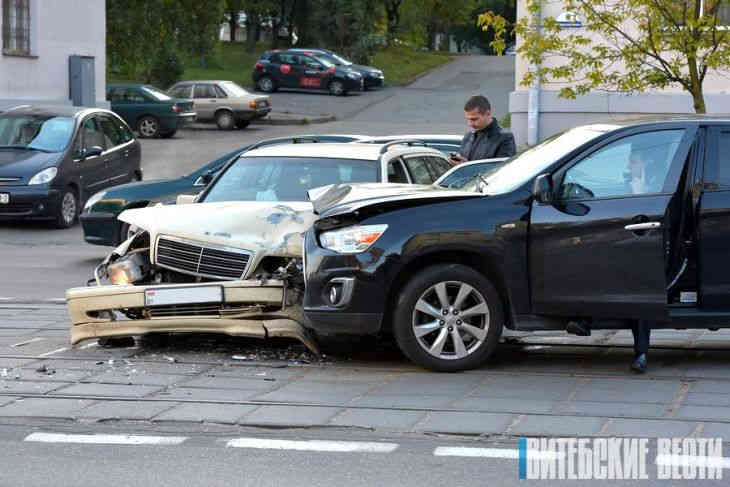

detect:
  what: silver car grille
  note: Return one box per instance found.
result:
[155,235,252,280]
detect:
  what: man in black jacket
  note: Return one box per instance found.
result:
[450,95,516,165]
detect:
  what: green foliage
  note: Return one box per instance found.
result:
[149,48,185,88]
[479,0,730,113]
[177,0,226,67]
[499,111,511,128]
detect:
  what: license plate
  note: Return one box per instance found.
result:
[0,193,8,204]
[144,285,223,306]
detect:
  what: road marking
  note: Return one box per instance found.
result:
[39,347,69,357]
[25,433,187,446]
[656,454,730,469]
[11,337,44,348]
[435,447,559,459]
[79,342,98,349]
[226,438,398,453]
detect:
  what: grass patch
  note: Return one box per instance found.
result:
[373,46,452,85]
[109,42,452,89]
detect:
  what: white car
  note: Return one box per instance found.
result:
[356,134,463,156]
[66,141,454,351]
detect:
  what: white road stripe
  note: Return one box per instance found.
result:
[656,454,730,469]
[11,337,44,348]
[25,433,187,446]
[39,347,69,357]
[227,438,398,453]
[434,447,559,459]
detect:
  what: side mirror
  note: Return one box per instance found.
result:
[533,173,554,204]
[193,171,214,187]
[84,146,103,159]
[176,194,197,205]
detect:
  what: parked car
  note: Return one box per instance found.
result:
[302,117,729,371]
[434,158,508,189]
[357,135,464,156]
[253,49,364,95]
[107,84,196,139]
[167,80,271,130]
[66,141,453,349]
[0,105,141,228]
[80,134,367,246]
[288,48,385,89]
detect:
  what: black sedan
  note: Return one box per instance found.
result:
[253,49,364,95]
[0,105,141,228]
[304,117,729,371]
[288,48,384,89]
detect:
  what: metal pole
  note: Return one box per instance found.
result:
[527,3,541,146]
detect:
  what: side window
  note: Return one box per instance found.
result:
[404,156,434,184]
[74,117,106,156]
[194,84,216,98]
[115,118,134,143]
[559,129,685,200]
[706,128,730,190]
[99,115,123,148]
[123,88,146,103]
[426,156,452,179]
[387,159,409,183]
[214,85,228,98]
[169,85,191,98]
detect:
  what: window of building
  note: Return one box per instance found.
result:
[2,0,30,55]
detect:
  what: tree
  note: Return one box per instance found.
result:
[400,0,477,50]
[226,0,246,41]
[383,0,404,45]
[479,0,730,113]
[178,0,226,68]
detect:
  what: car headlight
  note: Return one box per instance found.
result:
[319,224,388,254]
[83,190,107,211]
[347,72,360,80]
[28,167,58,185]
[373,71,384,78]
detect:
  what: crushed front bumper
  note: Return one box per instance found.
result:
[66,279,319,355]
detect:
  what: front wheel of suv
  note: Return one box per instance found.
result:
[393,264,503,372]
[257,76,277,93]
[328,80,346,96]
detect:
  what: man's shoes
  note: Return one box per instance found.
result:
[630,353,648,373]
[566,321,591,336]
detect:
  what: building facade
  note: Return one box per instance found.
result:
[510,0,730,147]
[0,0,106,110]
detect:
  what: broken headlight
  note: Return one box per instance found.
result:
[107,251,150,285]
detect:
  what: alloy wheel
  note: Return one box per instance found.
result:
[411,280,490,360]
[60,191,76,226]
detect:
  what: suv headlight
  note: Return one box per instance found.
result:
[83,190,107,211]
[319,224,388,254]
[28,167,58,185]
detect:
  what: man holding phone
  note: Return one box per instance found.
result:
[450,95,516,165]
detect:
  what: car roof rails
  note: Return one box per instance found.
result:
[243,136,322,153]
[378,139,428,154]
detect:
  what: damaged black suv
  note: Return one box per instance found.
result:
[303,118,730,371]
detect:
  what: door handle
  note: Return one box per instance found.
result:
[624,222,661,231]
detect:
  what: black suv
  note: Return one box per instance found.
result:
[303,117,730,371]
[253,49,364,95]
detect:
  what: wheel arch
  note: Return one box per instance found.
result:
[382,250,513,334]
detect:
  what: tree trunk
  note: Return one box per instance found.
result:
[245,10,258,51]
[687,55,706,113]
[229,11,237,41]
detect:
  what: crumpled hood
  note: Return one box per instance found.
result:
[310,183,481,218]
[0,149,58,178]
[118,200,316,258]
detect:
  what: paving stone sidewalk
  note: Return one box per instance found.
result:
[1,304,730,439]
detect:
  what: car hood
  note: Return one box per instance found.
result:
[0,149,58,178]
[118,200,316,258]
[99,178,184,206]
[310,183,481,218]
[349,64,381,75]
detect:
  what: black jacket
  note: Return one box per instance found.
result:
[459,119,516,160]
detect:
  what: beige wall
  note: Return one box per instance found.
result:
[0,0,106,109]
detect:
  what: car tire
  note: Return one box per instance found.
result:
[257,76,277,93]
[53,187,78,229]
[235,119,251,129]
[160,129,177,138]
[137,116,160,138]
[328,80,345,96]
[393,263,503,372]
[215,110,235,130]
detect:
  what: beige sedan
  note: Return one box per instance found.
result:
[168,80,271,129]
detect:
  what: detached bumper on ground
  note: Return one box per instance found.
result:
[66,279,319,355]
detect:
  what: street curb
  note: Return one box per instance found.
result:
[252,113,337,126]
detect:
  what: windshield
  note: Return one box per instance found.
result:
[440,161,505,190]
[482,125,615,194]
[141,86,172,101]
[312,56,336,68]
[0,115,74,152]
[202,156,379,202]
[221,81,250,97]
